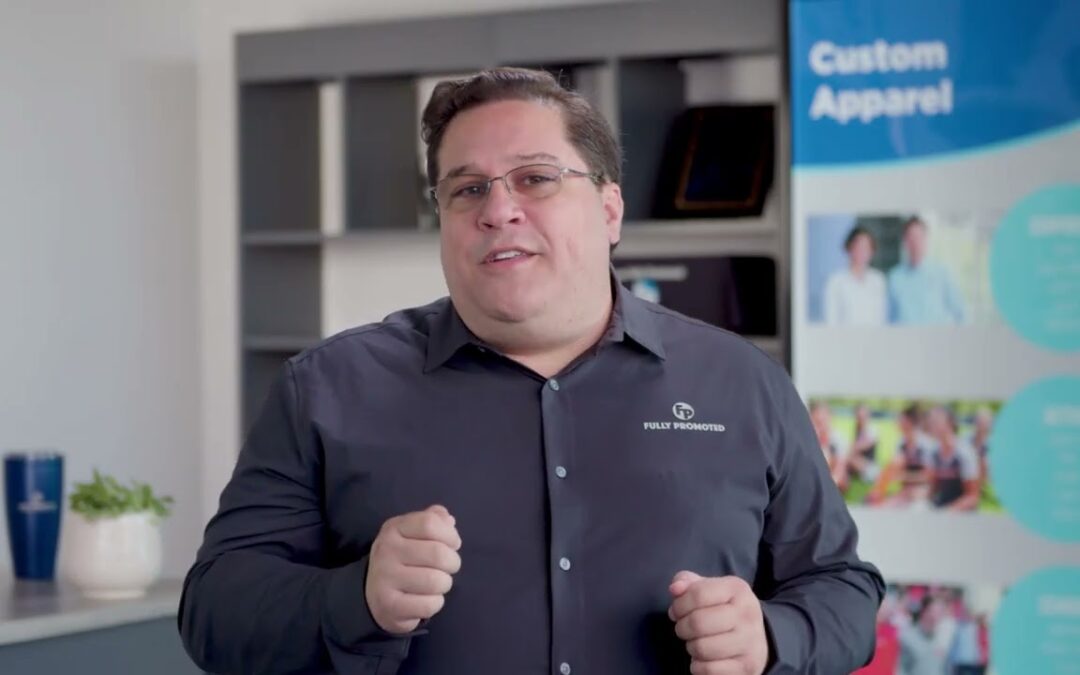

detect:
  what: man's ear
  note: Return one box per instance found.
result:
[601,182,624,247]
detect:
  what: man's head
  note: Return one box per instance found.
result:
[809,400,832,431]
[420,68,624,351]
[843,226,875,270]
[927,405,957,441]
[901,217,929,267]
[855,403,871,425]
[973,407,993,436]
[898,403,922,437]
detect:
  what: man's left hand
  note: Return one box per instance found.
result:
[668,571,769,675]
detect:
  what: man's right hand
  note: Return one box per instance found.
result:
[365,504,462,635]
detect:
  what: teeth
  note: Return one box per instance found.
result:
[492,250,524,261]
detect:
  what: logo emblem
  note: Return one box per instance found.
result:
[672,402,695,421]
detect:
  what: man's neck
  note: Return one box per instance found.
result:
[464,286,615,379]
[498,302,613,379]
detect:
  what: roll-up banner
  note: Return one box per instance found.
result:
[790,1,1080,671]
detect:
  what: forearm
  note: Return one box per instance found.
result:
[760,564,882,674]
[948,488,981,511]
[180,550,412,674]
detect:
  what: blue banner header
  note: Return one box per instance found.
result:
[790,0,1080,166]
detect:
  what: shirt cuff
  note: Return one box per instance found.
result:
[322,556,427,659]
[760,601,812,674]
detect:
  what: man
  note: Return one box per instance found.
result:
[867,404,934,507]
[887,217,967,324]
[844,403,880,486]
[180,68,883,674]
[808,399,850,493]
[968,407,994,487]
[925,406,981,511]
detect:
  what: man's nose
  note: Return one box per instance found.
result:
[477,178,524,229]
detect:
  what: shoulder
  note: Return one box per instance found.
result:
[286,297,448,375]
[640,298,788,385]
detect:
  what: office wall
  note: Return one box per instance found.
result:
[0,1,201,577]
[196,0,645,520]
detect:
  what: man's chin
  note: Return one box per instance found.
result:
[484,303,537,324]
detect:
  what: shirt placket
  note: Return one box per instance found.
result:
[541,374,583,675]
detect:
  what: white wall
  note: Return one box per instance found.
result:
[196,0,644,521]
[0,1,200,577]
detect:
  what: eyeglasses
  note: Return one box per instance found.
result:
[430,163,602,214]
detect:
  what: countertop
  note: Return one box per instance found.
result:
[0,578,182,646]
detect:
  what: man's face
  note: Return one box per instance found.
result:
[898,414,914,436]
[903,222,928,265]
[435,99,622,327]
[927,407,949,439]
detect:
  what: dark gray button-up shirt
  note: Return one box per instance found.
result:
[180,282,884,675]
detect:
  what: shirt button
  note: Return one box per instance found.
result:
[559,557,571,571]
[547,378,560,391]
[555,466,567,479]
[559,663,571,675]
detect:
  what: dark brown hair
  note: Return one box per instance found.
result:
[843,225,876,253]
[420,67,622,188]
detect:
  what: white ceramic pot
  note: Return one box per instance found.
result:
[64,512,163,599]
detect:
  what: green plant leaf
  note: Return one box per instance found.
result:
[69,469,173,519]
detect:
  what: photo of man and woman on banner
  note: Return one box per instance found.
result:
[854,582,1000,675]
[806,212,998,326]
[807,397,1001,511]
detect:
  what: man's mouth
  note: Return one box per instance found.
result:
[484,249,534,264]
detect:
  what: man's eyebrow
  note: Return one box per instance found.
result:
[514,152,560,163]
[442,163,481,180]
[442,153,563,180]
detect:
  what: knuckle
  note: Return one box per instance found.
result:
[420,512,441,533]
[419,594,445,618]
[687,611,707,635]
[685,637,704,659]
[689,583,708,606]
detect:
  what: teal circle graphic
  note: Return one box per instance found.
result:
[991,184,1080,351]
[990,377,1080,542]
[992,567,1080,674]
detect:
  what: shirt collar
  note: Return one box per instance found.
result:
[423,267,666,372]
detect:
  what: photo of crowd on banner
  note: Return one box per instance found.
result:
[853,583,999,675]
[806,211,998,326]
[806,397,1001,511]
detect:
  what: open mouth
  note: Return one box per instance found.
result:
[484,249,535,265]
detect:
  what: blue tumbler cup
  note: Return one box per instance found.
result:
[4,452,64,580]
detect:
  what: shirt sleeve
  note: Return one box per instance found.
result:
[823,273,841,324]
[943,267,968,323]
[178,362,420,674]
[957,442,980,481]
[755,365,886,674]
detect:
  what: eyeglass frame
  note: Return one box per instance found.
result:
[428,163,604,213]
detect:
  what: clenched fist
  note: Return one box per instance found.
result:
[668,571,769,675]
[365,504,462,635]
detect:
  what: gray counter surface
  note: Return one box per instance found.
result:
[0,578,182,646]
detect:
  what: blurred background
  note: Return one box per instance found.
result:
[1,0,1077,673]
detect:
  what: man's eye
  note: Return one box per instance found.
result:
[520,173,557,186]
[452,184,486,198]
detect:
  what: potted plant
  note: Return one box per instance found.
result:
[63,470,173,599]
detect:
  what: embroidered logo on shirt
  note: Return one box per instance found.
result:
[672,402,695,420]
[644,402,726,433]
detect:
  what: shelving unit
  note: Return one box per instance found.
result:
[236,0,790,431]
